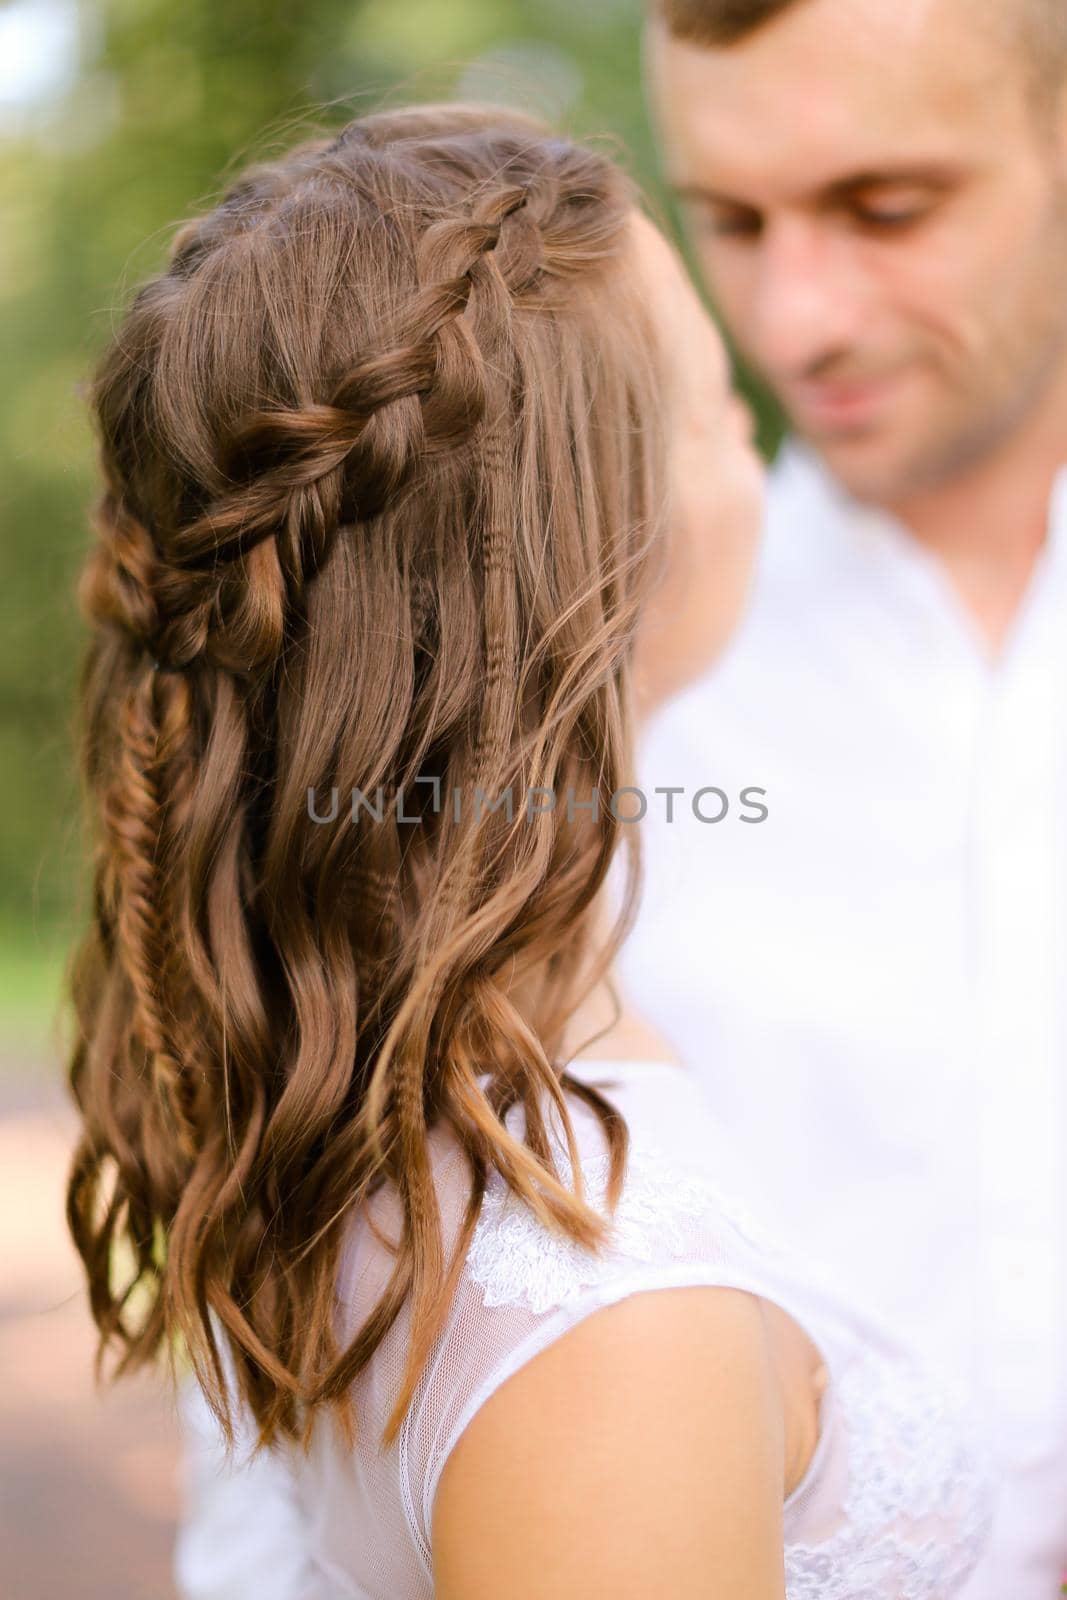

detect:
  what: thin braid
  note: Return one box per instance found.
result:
[359,185,532,1342]
[364,192,537,1167]
[79,485,209,1165]
[101,662,201,1160]
[473,419,521,781]
[383,398,526,1361]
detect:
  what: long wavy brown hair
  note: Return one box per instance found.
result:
[65,102,670,1459]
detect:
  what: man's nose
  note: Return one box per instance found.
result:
[749,216,869,377]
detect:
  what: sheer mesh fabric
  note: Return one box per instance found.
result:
[175,1060,995,1599]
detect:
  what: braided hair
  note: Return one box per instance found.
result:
[66,103,668,1453]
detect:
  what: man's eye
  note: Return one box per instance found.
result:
[852,198,932,229]
[697,210,762,239]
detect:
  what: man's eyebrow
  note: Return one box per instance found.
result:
[669,164,964,208]
[669,181,753,207]
[820,164,965,199]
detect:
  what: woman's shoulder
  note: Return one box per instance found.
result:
[431,1281,788,1600]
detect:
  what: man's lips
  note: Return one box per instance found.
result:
[784,373,901,432]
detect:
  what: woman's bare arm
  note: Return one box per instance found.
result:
[432,1285,788,1600]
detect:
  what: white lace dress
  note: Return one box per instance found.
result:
[174,1059,996,1600]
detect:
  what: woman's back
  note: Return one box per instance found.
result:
[177,1057,995,1599]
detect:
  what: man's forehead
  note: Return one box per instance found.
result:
[646,0,1025,197]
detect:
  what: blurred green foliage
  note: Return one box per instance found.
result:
[0,0,780,1046]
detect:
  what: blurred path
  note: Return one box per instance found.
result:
[0,1059,181,1600]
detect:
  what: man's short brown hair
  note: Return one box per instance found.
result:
[654,0,807,47]
[654,0,1067,84]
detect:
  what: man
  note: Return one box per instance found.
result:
[618,1,1067,1593]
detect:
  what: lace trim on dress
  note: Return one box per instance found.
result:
[465,1140,787,1313]
[784,1345,996,1600]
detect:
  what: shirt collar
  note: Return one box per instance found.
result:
[776,437,1067,572]
[768,439,1067,668]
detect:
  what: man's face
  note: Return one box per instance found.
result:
[645,0,1067,506]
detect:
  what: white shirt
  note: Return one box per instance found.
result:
[616,440,1067,1599]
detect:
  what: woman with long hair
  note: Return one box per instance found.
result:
[65,104,992,1598]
